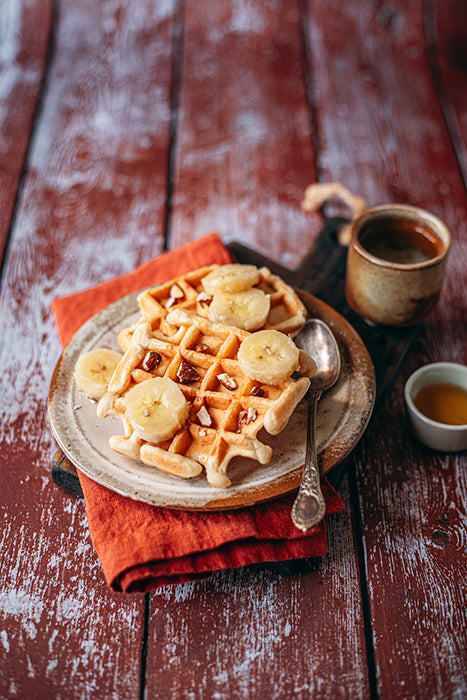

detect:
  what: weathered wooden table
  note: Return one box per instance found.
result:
[1,1,466,698]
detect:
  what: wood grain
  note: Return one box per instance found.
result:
[0,0,52,263]
[146,476,371,699]
[170,0,323,268]
[305,1,467,697]
[0,0,177,696]
[432,0,467,182]
[1,0,466,697]
[144,1,371,697]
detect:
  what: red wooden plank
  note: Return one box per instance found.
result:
[170,0,323,269]
[146,477,371,699]
[305,1,467,697]
[0,0,176,696]
[432,0,467,181]
[145,2,371,697]
[0,0,52,263]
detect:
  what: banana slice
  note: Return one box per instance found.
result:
[75,348,123,400]
[237,330,300,384]
[124,377,188,444]
[202,264,260,294]
[208,288,270,331]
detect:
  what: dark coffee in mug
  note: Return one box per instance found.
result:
[358,217,443,265]
[345,204,451,326]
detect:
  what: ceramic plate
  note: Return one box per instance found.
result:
[48,289,375,510]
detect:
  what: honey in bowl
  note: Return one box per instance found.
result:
[359,217,443,265]
[413,382,467,425]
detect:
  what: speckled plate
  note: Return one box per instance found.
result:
[48,289,375,510]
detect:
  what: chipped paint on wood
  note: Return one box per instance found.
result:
[0,0,176,696]
[306,1,467,697]
[171,0,323,268]
[1,0,467,697]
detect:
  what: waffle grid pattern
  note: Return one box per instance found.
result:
[117,265,307,352]
[99,308,310,488]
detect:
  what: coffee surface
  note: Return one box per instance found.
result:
[359,218,442,264]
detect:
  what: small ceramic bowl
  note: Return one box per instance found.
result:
[404,362,467,451]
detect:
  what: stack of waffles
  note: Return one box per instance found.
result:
[75,264,314,488]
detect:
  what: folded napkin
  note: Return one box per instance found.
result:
[52,232,344,592]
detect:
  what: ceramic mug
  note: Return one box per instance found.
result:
[345,204,451,326]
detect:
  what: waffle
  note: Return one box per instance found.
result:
[98,308,311,488]
[117,265,307,351]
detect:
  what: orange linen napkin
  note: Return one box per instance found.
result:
[52,232,345,592]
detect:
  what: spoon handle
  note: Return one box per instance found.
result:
[291,391,326,532]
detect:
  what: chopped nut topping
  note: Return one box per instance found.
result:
[197,405,213,427]
[170,284,184,299]
[238,407,257,428]
[217,373,237,390]
[164,284,184,308]
[195,343,210,354]
[238,410,248,428]
[248,407,257,422]
[250,385,265,397]
[142,351,162,372]
[199,428,207,437]
[196,291,212,303]
[176,359,200,384]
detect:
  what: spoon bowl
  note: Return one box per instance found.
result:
[295,319,341,393]
[292,319,341,531]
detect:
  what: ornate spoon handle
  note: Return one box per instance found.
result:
[291,390,326,531]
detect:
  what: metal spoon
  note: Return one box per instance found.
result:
[291,319,341,532]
